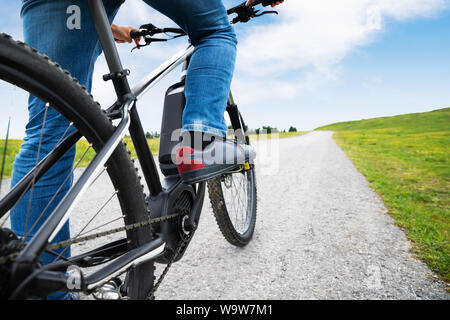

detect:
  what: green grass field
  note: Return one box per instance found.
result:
[0,137,160,180]
[0,139,22,179]
[317,107,450,282]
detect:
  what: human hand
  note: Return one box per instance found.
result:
[111,24,141,48]
[245,0,284,7]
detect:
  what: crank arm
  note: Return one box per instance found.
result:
[183,182,206,232]
[84,237,165,292]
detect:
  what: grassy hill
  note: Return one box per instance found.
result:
[317,108,450,282]
[318,108,450,133]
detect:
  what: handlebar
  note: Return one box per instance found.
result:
[227,0,280,24]
[130,24,186,40]
[130,30,141,39]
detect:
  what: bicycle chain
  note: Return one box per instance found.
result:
[0,212,180,267]
[47,212,180,250]
[51,211,187,300]
[148,240,186,300]
[1,211,188,299]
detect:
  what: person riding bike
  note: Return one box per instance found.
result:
[11,0,284,299]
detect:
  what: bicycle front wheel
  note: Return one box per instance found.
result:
[0,34,153,299]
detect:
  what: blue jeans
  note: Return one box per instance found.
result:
[12,0,236,299]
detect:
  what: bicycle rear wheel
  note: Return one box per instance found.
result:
[208,168,257,247]
[207,108,257,247]
[0,34,153,299]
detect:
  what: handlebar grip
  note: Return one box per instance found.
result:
[130,30,141,39]
[261,0,280,6]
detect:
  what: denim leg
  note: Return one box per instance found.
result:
[13,0,123,268]
[142,0,237,137]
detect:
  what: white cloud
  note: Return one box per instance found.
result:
[235,0,448,88]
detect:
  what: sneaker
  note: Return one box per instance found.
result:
[175,139,256,184]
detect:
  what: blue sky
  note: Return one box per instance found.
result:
[1,0,449,138]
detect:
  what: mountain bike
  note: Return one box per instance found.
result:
[0,0,279,300]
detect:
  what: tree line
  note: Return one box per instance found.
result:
[246,126,298,135]
[144,126,298,139]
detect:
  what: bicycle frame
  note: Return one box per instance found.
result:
[5,0,249,298]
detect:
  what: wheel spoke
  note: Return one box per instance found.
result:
[232,175,245,230]
[23,142,93,239]
[23,102,50,236]
[77,215,126,237]
[52,189,118,262]
[0,117,11,198]
[0,123,75,228]
[0,85,17,198]
[219,169,253,235]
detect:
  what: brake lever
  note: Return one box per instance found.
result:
[229,3,278,24]
[230,6,257,24]
[131,43,147,52]
[254,10,278,18]
[131,37,167,52]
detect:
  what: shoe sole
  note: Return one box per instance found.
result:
[180,163,241,184]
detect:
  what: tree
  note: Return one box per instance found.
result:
[288,126,297,133]
[262,126,279,134]
[145,131,160,139]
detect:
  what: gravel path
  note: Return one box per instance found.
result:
[153,131,448,300]
[1,131,448,299]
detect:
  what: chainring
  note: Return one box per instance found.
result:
[0,228,26,299]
